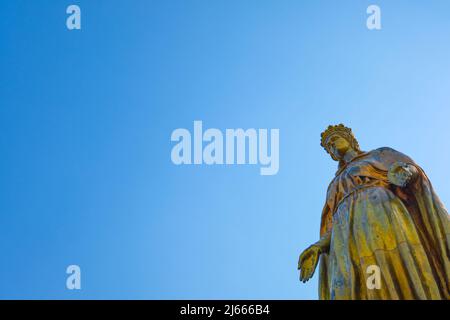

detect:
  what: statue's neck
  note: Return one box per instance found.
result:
[343,149,358,164]
[335,149,366,176]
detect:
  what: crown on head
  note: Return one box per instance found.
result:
[320,124,360,157]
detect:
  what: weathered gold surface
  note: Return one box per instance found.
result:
[298,124,450,299]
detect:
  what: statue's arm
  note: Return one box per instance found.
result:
[376,148,419,187]
[388,161,419,187]
[314,231,331,254]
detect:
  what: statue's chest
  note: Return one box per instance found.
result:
[327,162,379,207]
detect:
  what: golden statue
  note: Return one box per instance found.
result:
[298,124,450,299]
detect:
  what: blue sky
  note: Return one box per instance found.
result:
[1,0,450,299]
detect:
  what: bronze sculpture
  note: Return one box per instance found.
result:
[298,124,450,299]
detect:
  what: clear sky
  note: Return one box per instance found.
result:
[1,0,450,299]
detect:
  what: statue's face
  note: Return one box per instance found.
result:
[326,134,351,160]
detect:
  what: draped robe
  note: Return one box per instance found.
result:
[318,147,450,299]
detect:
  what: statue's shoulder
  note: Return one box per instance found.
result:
[369,147,414,166]
[372,146,401,156]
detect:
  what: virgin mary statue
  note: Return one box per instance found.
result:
[298,124,450,300]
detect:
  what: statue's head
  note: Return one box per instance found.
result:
[321,124,361,161]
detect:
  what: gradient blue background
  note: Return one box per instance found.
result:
[1,0,450,299]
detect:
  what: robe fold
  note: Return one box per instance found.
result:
[318,147,450,300]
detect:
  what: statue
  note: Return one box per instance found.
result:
[298,124,450,299]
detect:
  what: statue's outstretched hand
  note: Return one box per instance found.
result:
[298,245,321,283]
